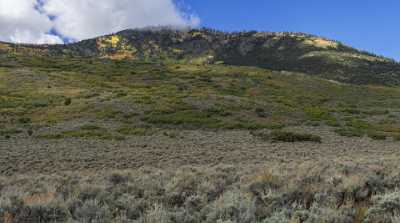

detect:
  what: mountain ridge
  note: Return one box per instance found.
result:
[1,28,400,85]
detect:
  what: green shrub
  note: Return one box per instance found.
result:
[18,117,31,124]
[31,99,50,108]
[305,106,330,121]
[37,133,64,140]
[346,118,371,129]
[0,129,22,136]
[367,132,387,140]
[255,107,268,118]
[341,107,362,114]
[80,124,103,131]
[144,110,219,127]
[37,129,124,141]
[363,109,389,116]
[393,134,400,141]
[27,129,33,136]
[64,98,72,106]
[220,122,283,130]
[325,117,341,127]
[334,128,364,137]
[117,126,149,136]
[0,98,20,108]
[266,131,322,143]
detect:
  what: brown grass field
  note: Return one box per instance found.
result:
[2,126,400,222]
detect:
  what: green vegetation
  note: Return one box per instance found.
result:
[254,130,322,143]
[37,125,124,141]
[367,131,387,140]
[335,127,364,137]
[1,55,400,140]
[0,128,23,139]
[117,126,151,136]
[144,110,220,127]
[270,130,322,143]
[1,29,400,142]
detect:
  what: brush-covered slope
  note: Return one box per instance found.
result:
[2,55,400,141]
[1,28,400,85]
[2,28,400,141]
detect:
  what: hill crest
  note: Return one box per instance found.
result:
[1,28,399,85]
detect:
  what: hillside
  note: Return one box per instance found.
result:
[1,53,400,153]
[2,28,400,144]
[1,28,400,85]
[3,29,400,222]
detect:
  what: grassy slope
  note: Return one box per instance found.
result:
[1,54,400,140]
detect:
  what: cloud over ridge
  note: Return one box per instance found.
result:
[0,0,200,44]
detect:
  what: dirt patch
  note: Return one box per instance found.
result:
[23,192,56,206]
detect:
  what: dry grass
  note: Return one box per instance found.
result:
[1,161,400,222]
[2,126,400,176]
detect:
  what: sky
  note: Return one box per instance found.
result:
[185,0,399,60]
[0,0,398,60]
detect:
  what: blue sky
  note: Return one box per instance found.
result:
[184,0,399,60]
[1,0,398,60]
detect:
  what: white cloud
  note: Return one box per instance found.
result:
[0,0,200,44]
[42,0,200,41]
[0,0,63,44]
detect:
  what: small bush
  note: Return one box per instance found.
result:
[64,98,72,106]
[37,129,124,141]
[27,129,33,136]
[334,128,364,137]
[221,122,284,130]
[0,129,22,136]
[80,124,102,131]
[31,99,49,108]
[363,109,389,116]
[341,107,362,114]
[269,131,321,143]
[255,107,268,118]
[365,191,400,222]
[305,106,330,121]
[18,117,31,124]
[108,172,129,185]
[70,200,111,223]
[393,134,400,141]
[346,118,371,130]
[1,201,69,223]
[325,117,341,127]
[117,126,149,136]
[368,132,387,141]
[144,110,219,127]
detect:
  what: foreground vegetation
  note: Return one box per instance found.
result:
[1,162,400,223]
